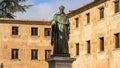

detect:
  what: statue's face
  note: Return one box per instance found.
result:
[59,6,65,13]
[60,8,64,13]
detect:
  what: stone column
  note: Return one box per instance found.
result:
[46,57,76,68]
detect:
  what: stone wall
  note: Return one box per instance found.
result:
[0,19,52,68]
[68,0,120,68]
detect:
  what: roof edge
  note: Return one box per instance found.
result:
[0,18,51,25]
[68,0,108,18]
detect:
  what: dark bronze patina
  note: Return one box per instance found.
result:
[51,5,70,57]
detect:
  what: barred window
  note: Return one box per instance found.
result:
[45,50,51,59]
[99,7,104,19]
[12,26,19,35]
[31,27,38,36]
[31,49,38,60]
[11,49,19,59]
[114,0,120,13]
[44,28,51,36]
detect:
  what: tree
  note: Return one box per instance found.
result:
[0,0,32,18]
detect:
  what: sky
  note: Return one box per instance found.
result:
[14,0,94,21]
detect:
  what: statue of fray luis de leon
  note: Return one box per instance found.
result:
[51,5,70,57]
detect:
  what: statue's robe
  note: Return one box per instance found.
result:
[51,12,70,55]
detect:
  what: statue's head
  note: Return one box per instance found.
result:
[59,5,65,13]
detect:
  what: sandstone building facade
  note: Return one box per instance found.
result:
[68,0,120,68]
[0,18,52,68]
[0,0,120,68]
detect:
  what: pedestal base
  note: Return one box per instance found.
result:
[46,57,76,68]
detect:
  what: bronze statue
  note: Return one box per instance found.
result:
[51,5,70,57]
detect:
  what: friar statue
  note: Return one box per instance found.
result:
[51,5,70,57]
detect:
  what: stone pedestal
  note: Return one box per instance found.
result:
[46,57,76,68]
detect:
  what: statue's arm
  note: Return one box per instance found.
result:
[66,19,70,40]
[51,14,57,45]
[51,24,55,45]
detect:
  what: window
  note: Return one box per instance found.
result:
[31,27,38,36]
[99,7,104,19]
[76,43,79,56]
[1,63,3,68]
[100,37,104,51]
[114,0,120,13]
[12,26,19,35]
[45,50,51,59]
[44,28,51,36]
[31,49,38,60]
[115,33,119,48]
[75,18,79,28]
[87,41,90,54]
[86,13,90,24]
[11,49,19,59]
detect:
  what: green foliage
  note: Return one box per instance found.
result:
[0,0,32,18]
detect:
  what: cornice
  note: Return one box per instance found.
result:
[0,18,51,25]
[68,0,109,18]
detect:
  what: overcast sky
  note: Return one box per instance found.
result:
[14,0,93,21]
